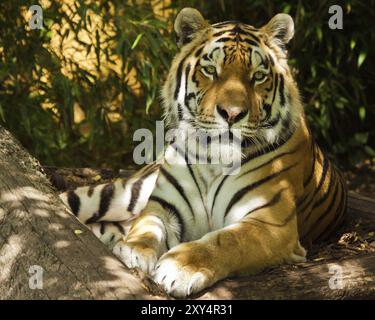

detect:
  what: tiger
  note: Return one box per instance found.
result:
[59,8,347,298]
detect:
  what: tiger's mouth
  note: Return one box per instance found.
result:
[183,123,260,152]
[193,118,260,142]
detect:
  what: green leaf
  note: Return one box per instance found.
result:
[364,146,375,157]
[358,106,366,121]
[350,39,356,50]
[0,103,5,122]
[131,33,144,50]
[354,132,368,145]
[283,4,291,14]
[316,27,323,42]
[357,51,367,68]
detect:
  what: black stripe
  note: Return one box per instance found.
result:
[173,43,202,101]
[186,92,196,102]
[304,177,340,240]
[252,50,263,66]
[300,153,330,219]
[269,54,275,66]
[194,46,204,57]
[113,222,125,234]
[235,26,257,37]
[242,38,259,47]
[303,140,316,187]
[177,103,183,121]
[213,127,296,212]
[183,63,195,117]
[271,73,279,104]
[164,224,170,250]
[212,20,238,28]
[211,174,231,215]
[128,180,143,213]
[127,168,156,213]
[263,103,272,121]
[260,112,281,128]
[208,47,220,60]
[242,189,296,227]
[186,164,209,221]
[279,74,286,107]
[230,126,294,185]
[160,168,195,218]
[225,163,297,216]
[281,115,291,129]
[67,190,80,216]
[99,222,105,234]
[213,30,229,37]
[86,183,115,223]
[185,154,203,192]
[317,174,346,240]
[244,207,295,228]
[243,32,261,43]
[174,57,186,100]
[174,138,213,166]
[87,185,95,197]
[191,65,200,87]
[215,37,234,43]
[311,152,330,200]
[244,188,286,217]
[97,183,115,217]
[149,196,184,241]
[236,146,300,179]
[202,53,210,61]
[312,166,335,209]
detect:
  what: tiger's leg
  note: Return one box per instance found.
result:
[59,163,160,224]
[113,201,181,274]
[153,208,306,298]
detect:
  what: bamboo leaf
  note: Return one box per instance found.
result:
[357,51,367,68]
[131,33,144,50]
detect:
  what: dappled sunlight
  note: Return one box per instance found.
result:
[1,186,49,203]
[0,128,155,299]
[33,208,50,218]
[53,240,71,249]
[198,284,234,300]
[0,234,23,283]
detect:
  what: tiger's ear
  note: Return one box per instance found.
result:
[262,13,294,47]
[174,8,208,48]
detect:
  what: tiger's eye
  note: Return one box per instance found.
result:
[203,65,216,75]
[253,71,267,82]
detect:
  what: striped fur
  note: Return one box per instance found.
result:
[60,9,346,297]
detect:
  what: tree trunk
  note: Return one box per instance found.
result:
[0,126,374,299]
[0,126,157,299]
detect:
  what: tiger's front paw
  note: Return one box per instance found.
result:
[113,240,158,274]
[152,242,218,298]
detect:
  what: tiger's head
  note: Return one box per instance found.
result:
[161,8,303,150]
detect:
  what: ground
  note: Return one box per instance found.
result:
[309,160,375,262]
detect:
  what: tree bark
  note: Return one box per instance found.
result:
[0,126,374,299]
[0,126,158,299]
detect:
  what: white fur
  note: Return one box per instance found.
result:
[153,251,210,298]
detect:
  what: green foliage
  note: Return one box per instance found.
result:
[0,0,374,168]
[0,0,175,168]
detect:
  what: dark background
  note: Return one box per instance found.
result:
[0,0,374,169]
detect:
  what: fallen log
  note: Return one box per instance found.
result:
[1,126,374,299]
[0,126,157,299]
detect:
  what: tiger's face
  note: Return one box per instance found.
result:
[162,8,303,149]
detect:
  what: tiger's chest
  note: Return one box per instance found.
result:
[149,148,286,241]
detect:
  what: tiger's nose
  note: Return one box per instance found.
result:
[216,105,248,124]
